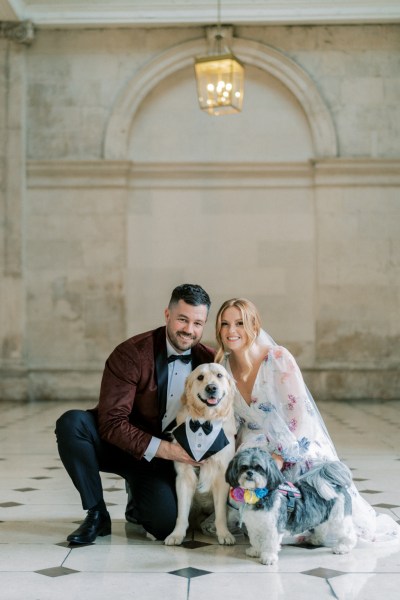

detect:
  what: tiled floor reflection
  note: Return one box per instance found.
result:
[0,399,400,599]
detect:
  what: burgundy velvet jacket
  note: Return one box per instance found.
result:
[91,326,215,460]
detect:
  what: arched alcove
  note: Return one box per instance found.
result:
[127,63,314,162]
[104,37,337,159]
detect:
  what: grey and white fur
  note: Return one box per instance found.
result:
[225,447,357,565]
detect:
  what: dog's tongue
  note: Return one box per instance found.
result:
[207,397,218,405]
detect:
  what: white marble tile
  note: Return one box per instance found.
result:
[330,573,400,600]
[190,572,335,600]
[1,399,400,599]
[0,543,69,571]
[0,572,188,600]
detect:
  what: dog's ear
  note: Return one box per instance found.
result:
[225,456,238,486]
[261,450,285,489]
[181,371,194,406]
[226,369,237,397]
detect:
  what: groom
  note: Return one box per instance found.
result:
[55,283,215,544]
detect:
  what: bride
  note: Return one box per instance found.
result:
[214,297,399,544]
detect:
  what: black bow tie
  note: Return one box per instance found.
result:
[189,419,213,435]
[168,354,192,364]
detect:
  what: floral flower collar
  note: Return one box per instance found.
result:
[230,481,301,509]
[230,486,269,505]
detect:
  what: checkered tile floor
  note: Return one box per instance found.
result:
[1,399,400,599]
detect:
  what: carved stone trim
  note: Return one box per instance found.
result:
[26,159,400,189]
[1,20,34,44]
[8,2,400,28]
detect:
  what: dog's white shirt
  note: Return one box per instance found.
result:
[173,417,229,462]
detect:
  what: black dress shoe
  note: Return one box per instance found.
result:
[67,509,111,544]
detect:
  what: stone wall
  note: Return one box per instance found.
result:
[0,24,399,401]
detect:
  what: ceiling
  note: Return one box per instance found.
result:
[1,0,400,28]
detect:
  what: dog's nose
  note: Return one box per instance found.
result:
[205,384,217,395]
[246,470,254,478]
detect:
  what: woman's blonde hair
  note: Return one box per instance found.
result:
[215,298,261,380]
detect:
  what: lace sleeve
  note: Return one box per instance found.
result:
[259,347,318,462]
[265,346,339,468]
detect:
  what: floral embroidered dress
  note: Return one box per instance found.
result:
[223,339,400,544]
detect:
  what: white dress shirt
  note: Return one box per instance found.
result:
[143,338,191,461]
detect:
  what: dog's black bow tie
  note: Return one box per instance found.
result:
[189,419,213,435]
[168,354,191,364]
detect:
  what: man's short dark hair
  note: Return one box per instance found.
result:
[168,284,211,312]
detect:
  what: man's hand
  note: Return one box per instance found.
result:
[156,440,203,466]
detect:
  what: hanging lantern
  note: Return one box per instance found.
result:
[194,3,244,116]
[194,51,244,116]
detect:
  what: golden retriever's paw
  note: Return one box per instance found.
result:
[164,531,185,546]
[217,529,236,545]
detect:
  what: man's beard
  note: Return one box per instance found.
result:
[167,328,198,352]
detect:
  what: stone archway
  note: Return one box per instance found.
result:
[103,37,337,159]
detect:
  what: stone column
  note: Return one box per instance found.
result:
[0,22,33,399]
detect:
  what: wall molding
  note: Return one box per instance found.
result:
[1,366,399,402]
[27,158,400,190]
[3,1,400,27]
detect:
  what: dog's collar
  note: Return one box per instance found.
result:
[230,481,301,511]
[230,486,269,505]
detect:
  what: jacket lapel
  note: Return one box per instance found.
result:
[154,327,168,419]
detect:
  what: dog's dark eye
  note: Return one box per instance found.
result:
[197,374,204,381]
[217,373,223,378]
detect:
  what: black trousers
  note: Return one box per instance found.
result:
[55,409,177,540]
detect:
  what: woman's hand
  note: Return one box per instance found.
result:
[272,452,284,470]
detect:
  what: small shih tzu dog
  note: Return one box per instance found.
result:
[226,447,357,565]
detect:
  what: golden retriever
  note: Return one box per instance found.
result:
[164,363,236,546]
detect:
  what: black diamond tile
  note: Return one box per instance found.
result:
[302,567,345,579]
[0,502,23,508]
[288,542,323,549]
[169,567,211,579]
[353,477,369,482]
[35,567,80,578]
[45,466,62,470]
[56,538,94,548]
[373,502,400,508]
[181,540,212,549]
[31,476,52,480]
[68,541,94,548]
[359,489,381,494]
[104,488,121,492]
[14,487,37,492]
[56,541,73,548]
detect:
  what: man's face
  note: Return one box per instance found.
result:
[165,300,208,352]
